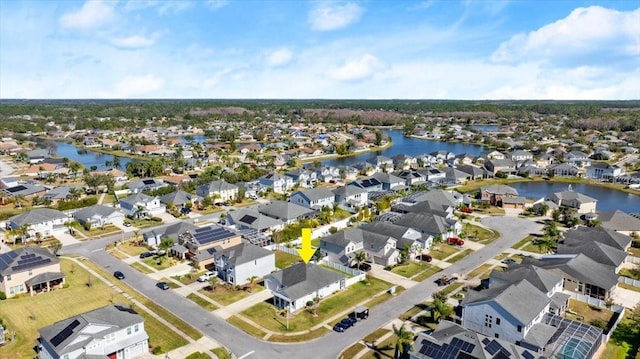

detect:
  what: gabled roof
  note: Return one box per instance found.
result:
[144,220,198,243]
[38,305,146,357]
[0,246,59,276]
[197,180,238,194]
[549,190,597,204]
[462,279,550,325]
[393,201,449,218]
[72,204,121,222]
[490,264,562,294]
[321,228,366,247]
[395,212,452,236]
[260,173,289,182]
[598,210,640,232]
[119,192,157,206]
[228,209,283,231]
[1,183,47,197]
[404,189,458,207]
[563,226,632,250]
[291,188,335,203]
[523,254,619,290]
[214,242,273,266]
[42,186,82,200]
[557,241,627,268]
[480,184,518,195]
[159,190,193,206]
[270,263,345,301]
[332,185,367,197]
[258,200,316,221]
[9,208,67,226]
[371,172,404,184]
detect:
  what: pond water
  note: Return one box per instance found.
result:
[509,182,640,214]
[53,141,132,171]
[472,125,499,132]
[323,129,485,167]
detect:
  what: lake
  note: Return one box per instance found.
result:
[472,125,499,132]
[509,182,640,214]
[323,129,485,167]
[53,141,132,171]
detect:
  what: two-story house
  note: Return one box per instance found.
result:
[547,189,597,214]
[0,247,65,297]
[565,151,591,167]
[226,208,284,234]
[258,173,295,194]
[289,188,335,209]
[284,169,317,188]
[348,177,383,192]
[212,241,275,285]
[72,204,125,229]
[509,150,534,162]
[480,184,519,207]
[372,172,406,191]
[118,193,165,218]
[320,228,400,267]
[7,208,68,239]
[196,180,239,203]
[332,185,368,208]
[366,155,393,172]
[179,225,243,270]
[258,200,316,225]
[392,154,417,170]
[395,212,461,239]
[393,170,427,187]
[585,162,623,180]
[37,305,149,359]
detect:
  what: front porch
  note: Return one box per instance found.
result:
[25,272,66,296]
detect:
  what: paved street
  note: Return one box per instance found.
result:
[60,216,542,359]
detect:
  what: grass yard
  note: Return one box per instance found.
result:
[75,224,122,238]
[521,241,548,254]
[494,252,510,260]
[364,328,391,343]
[109,250,129,260]
[464,223,499,244]
[473,207,505,216]
[173,272,205,285]
[438,282,464,298]
[413,265,443,282]
[227,316,267,338]
[605,310,640,359]
[211,347,232,359]
[199,284,264,306]
[447,249,473,263]
[186,293,219,311]
[341,343,366,358]
[511,235,537,249]
[362,333,399,359]
[267,327,330,342]
[275,250,301,269]
[618,282,640,292]
[564,299,614,326]
[429,244,459,260]
[131,261,155,274]
[242,278,391,333]
[365,286,405,308]
[628,247,640,258]
[125,218,164,229]
[185,352,211,359]
[390,261,428,278]
[117,241,151,256]
[160,277,181,289]
[619,268,640,281]
[399,305,427,321]
[467,264,493,279]
[142,256,177,270]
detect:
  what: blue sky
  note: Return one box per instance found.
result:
[1,0,638,99]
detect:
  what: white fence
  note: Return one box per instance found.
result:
[321,260,366,278]
[618,276,640,288]
[626,256,640,264]
[564,291,609,309]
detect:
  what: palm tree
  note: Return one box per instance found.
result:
[392,324,414,359]
[431,299,453,323]
[354,251,367,270]
[13,194,25,208]
[134,205,146,220]
[246,275,259,292]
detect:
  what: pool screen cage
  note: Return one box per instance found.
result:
[542,313,603,359]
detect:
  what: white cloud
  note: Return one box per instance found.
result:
[266,48,293,67]
[110,34,157,49]
[115,75,165,97]
[59,0,116,29]
[206,0,229,11]
[309,2,364,31]
[124,0,194,15]
[328,54,383,81]
[492,6,640,62]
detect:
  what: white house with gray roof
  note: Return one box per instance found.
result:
[265,263,347,313]
[7,208,68,239]
[320,228,400,267]
[332,185,368,208]
[196,180,238,202]
[72,204,125,229]
[212,241,275,285]
[118,193,165,218]
[258,200,316,224]
[226,208,284,234]
[547,189,597,214]
[258,173,294,194]
[37,305,148,359]
[0,247,64,298]
[290,188,335,209]
[598,210,640,236]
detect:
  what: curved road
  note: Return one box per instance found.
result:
[61,216,541,359]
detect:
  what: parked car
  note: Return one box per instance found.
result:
[333,323,348,332]
[447,237,465,246]
[197,271,217,282]
[180,207,191,214]
[350,306,369,320]
[435,275,458,286]
[340,317,357,327]
[139,252,154,259]
[123,222,132,227]
[113,271,125,280]
[460,207,474,213]
[352,262,372,272]
[156,281,170,290]
[501,258,517,265]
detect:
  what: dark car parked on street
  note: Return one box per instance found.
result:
[113,271,125,280]
[333,323,348,332]
[156,281,170,290]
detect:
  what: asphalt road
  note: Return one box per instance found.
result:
[61,216,542,359]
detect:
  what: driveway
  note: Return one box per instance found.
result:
[61,216,545,359]
[612,286,640,309]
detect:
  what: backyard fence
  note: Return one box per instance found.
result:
[625,256,640,264]
[618,276,640,288]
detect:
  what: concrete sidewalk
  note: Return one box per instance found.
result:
[370,266,419,289]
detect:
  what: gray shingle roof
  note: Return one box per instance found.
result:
[9,208,67,226]
[480,184,518,195]
[332,185,367,197]
[490,264,562,294]
[159,190,193,206]
[563,226,632,251]
[549,190,597,204]
[119,192,156,206]
[258,200,316,221]
[524,254,619,291]
[557,241,627,268]
[270,263,345,301]
[198,180,238,194]
[214,242,273,266]
[598,210,640,232]
[395,212,452,236]
[291,188,335,202]
[227,209,283,231]
[72,204,120,222]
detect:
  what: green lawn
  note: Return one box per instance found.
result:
[117,241,151,256]
[564,299,614,325]
[628,247,640,258]
[413,265,443,282]
[227,316,267,338]
[464,223,499,244]
[242,278,391,333]
[365,286,405,308]
[199,284,264,306]
[467,264,493,279]
[364,328,391,343]
[521,241,547,254]
[211,347,232,359]
[494,252,510,260]
[173,271,206,285]
[447,249,473,263]
[275,250,301,269]
[362,333,399,359]
[185,352,211,359]
[390,261,428,278]
[605,310,640,359]
[75,224,122,238]
[142,256,177,270]
[429,244,459,260]
[438,282,464,298]
[0,258,188,358]
[125,218,164,228]
[619,282,640,292]
[341,343,366,359]
[187,293,219,311]
[619,268,640,281]
[511,235,537,249]
[267,327,330,342]
[131,262,155,274]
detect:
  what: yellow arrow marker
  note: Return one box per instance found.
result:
[297,228,317,264]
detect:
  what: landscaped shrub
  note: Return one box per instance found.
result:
[0,291,6,300]
[150,216,162,222]
[152,346,164,355]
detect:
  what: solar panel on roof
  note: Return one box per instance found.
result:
[485,340,503,355]
[240,215,257,224]
[522,351,535,359]
[142,179,155,185]
[461,342,475,353]
[50,319,80,347]
[7,185,27,193]
[482,338,491,345]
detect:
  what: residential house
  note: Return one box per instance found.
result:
[143,221,198,249]
[42,186,83,203]
[372,172,406,191]
[457,165,488,180]
[196,180,239,202]
[284,169,317,188]
[349,177,383,192]
[393,170,427,187]
[226,209,284,234]
[395,212,461,239]
[598,210,640,236]
[585,162,623,180]
[444,167,472,184]
[179,225,243,269]
[126,178,168,193]
[320,228,400,267]
[258,173,295,194]
[419,167,446,183]
[212,241,275,285]
[72,204,125,229]
[547,189,597,214]
[37,305,148,359]
[431,150,455,164]
[565,151,591,167]
[118,193,166,218]
[509,150,534,162]
[563,226,632,252]
[557,240,627,273]
[159,190,195,208]
[1,183,47,204]
[392,201,451,219]
[0,177,20,189]
[518,165,547,177]
[315,166,341,183]
[480,184,520,207]
[361,221,433,255]
[454,153,475,166]
[7,208,68,239]
[480,150,505,161]
[522,254,618,300]
[332,185,368,208]
[403,189,461,209]
[0,247,65,298]
[339,166,359,181]
[265,263,347,313]
[485,159,516,175]
[258,200,316,224]
[392,154,417,170]
[548,163,580,177]
[366,155,393,172]
[26,149,49,164]
[290,188,335,209]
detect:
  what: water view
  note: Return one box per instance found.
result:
[509,181,640,214]
[53,141,132,171]
[471,125,499,132]
[323,129,485,167]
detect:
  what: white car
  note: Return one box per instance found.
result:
[197,271,216,282]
